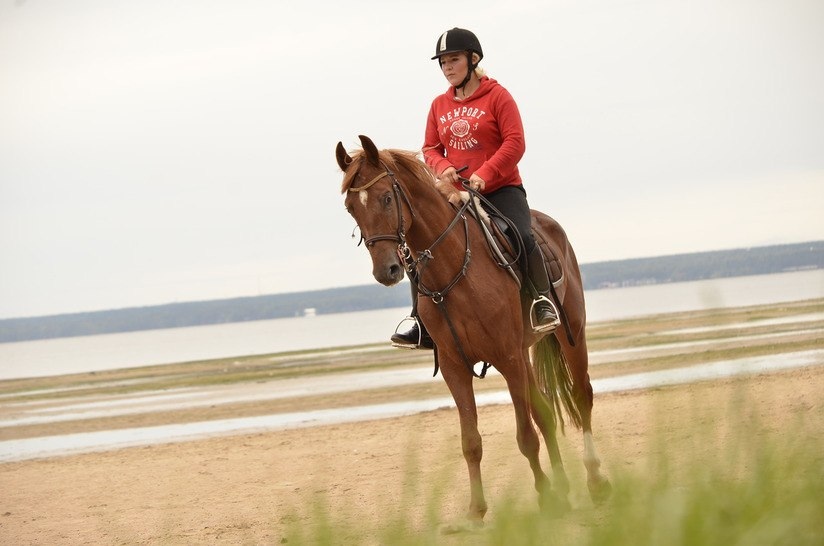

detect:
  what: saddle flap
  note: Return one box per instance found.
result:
[530,220,564,286]
[486,212,563,286]
[489,215,516,257]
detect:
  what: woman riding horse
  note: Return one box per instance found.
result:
[337,134,612,521]
[392,27,559,349]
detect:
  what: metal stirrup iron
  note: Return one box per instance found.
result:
[530,296,561,334]
[391,316,424,349]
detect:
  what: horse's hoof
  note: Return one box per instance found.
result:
[588,476,613,505]
[539,490,571,517]
[439,519,484,535]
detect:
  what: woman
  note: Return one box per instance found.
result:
[391,27,559,349]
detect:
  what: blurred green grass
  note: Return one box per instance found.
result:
[279,378,824,545]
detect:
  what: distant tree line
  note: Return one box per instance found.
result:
[0,284,411,343]
[1,241,821,343]
[579,241,824,288]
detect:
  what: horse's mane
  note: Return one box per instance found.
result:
[340,147,437,193]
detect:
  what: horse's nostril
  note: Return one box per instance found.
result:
[389,264,402,280]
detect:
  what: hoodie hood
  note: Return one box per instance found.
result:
[448,76,497,102]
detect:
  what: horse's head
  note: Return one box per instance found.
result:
[336,135,409,286]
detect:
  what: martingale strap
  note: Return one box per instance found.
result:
[433,298,493,379]
[404,194,492,380]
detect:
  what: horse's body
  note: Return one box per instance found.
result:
[337,135,610,522]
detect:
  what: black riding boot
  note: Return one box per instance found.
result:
[526,245,561,331]
[391,319,434,349]
[390,283,434,349]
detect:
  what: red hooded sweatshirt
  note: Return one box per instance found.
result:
[422,76,526,194]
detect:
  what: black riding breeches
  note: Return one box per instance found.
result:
[481,184,536,254]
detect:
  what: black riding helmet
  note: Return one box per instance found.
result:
[431,27,483,90]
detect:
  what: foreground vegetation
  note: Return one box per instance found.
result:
[281,383,824,545]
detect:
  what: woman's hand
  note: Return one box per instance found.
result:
[438,166,460,186]
[439,167,485,191]
[468,173,486,192]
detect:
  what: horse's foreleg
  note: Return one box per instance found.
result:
[440,363,487,522]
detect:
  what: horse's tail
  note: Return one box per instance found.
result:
[532,334,582,433]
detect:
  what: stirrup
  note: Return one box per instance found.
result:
[530,296,561,334]
[391,316,424,349]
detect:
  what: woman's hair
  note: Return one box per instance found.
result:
[472,52,486,78]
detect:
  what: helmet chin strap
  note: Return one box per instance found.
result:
[456,51,477,91]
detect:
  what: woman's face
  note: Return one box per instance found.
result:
[439,52,469,86]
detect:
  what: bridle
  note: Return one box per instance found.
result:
[348,166,415,249]
[348,164,473,304]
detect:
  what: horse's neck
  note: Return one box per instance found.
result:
[404,182,460,251]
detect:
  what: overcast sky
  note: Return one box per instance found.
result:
[1,0,822,319]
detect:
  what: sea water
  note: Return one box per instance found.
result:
[1,270,822,381]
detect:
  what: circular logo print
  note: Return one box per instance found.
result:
[450,119,470,138]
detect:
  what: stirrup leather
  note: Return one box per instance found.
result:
[391,316,424,349]
[530,296,561,334]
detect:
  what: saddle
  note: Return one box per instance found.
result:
[483,210,564,288]
[462,192,572,345]
[427,194,577,380]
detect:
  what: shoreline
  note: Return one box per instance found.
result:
[3,270,823,381]
[2,349,821,464]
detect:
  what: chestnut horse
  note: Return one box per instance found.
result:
[336,135,611,522]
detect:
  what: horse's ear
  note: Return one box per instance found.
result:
[358,135,380,167]
[336,141,353,172]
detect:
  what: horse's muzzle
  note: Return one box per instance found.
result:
[372,253,405,286]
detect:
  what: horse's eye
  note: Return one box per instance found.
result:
[381,192,393,208]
